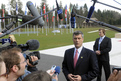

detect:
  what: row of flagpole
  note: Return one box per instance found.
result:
[0,1,74,36]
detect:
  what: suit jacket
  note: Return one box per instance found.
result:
[93,36,112,61]
[62,47,99,81]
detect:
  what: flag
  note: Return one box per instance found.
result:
[8,5,11,15]
[2,8,5,22]
[0,14,1,22]
[25,6,27,15]
[65,5,67,21]
[43,3,46,18]
[69,7,71,20]
[16,2,18,14]
[52,5,55,22]
[47,14,48,22]
[69,7,71,15]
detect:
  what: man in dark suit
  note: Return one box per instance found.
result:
[93,29,112,81]
[62,31,99,81]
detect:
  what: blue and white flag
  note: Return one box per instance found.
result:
[16,2,18,14]
[25,6,27,15]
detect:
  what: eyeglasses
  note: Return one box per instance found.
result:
[16,60,27,65]
[0,69,9,78]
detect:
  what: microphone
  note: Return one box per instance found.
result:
[86,0,97,23]
[56,0,63,19]
[70,9,76,28]
[54,66,61,76]
[18,39,40,51]
[86,6,95,23]
[2,21,16,33]
[20,15,39,25]
[27,1,44,27]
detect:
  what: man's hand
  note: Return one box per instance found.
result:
[27,56,38,67]
[73,75,82,81]
[9,34,16,42]
[96,50,101,55]
[46,69,55,76]
[68,74,75,81]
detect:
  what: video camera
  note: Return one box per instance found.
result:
[25,51,41,66]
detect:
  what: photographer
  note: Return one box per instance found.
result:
[0,47,39,81]
[1,34,40,72]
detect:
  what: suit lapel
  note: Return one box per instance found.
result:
[100,37,106,45]
[70,48,75,69]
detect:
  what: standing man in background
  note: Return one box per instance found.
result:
[93,29,112,81]
[62,30,99,81]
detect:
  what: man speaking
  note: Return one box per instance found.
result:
[62,31,99,81]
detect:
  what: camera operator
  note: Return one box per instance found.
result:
[0,47,39,81]
[0,34,40,72]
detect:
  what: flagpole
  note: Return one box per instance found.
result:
[61,19,62,34]
[27,24,29,36]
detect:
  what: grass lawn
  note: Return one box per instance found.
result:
[1,27,117,51]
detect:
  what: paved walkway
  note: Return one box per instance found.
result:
[40,38,121,67]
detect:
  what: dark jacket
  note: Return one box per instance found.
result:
[93,36,112,61]
[62,47,99,81]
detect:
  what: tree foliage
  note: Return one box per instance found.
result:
[1,0,121,29]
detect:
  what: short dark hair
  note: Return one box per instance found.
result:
[0,47,22,74]
[73,30,84,38]
[22,70,52,81]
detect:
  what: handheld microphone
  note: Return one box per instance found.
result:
[54,66,61,76]
[70,9,76,28]
[27,1,44,27]
[2,21,16,33]
[18,39,40,51]
[56,0,63,19]
[86,0,96,23]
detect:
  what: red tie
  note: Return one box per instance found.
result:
[74,50,78,68]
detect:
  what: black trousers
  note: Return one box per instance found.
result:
[96,60,111,81]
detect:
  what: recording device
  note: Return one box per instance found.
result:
[112,67,121,72]
[2,21,16,33]
[17,15,39,25]
[6,15,39,25]
[25,51,40,66]
[54,66,61,76]
[70,9,76,28]
[27,1,44,27]
[18,39,40,51]
[51,65,56,72]
[21,15,39,25]
[86,0,96,23]
[56,0,63,19]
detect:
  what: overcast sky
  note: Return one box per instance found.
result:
[1,0,121,13]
